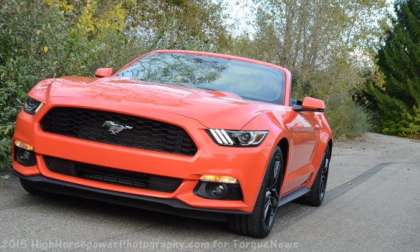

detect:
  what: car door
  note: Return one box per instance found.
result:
[282,110,319,194]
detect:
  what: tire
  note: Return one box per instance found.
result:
[299,145,332,206]
[228,147,284,238]
[20,179,45,196]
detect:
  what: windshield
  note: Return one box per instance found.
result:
[117,53,285,104]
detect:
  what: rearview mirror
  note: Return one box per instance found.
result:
[293,97,325,112]
[95,68,113,78]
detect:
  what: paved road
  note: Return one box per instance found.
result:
[0,133,419,251]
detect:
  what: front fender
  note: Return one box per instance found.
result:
[240,111,292,210]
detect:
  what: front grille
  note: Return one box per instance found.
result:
[40,107,197,156]
[44,156,182,193]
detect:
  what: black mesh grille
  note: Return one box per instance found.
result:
[44,156,182,193]
[40,107,197,156]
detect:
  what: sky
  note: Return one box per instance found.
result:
[223,0,396,37]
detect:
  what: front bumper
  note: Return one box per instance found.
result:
[13,106,274,214]
[15,173,243,221]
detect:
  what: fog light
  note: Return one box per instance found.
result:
[206,183,228,198]
[194,181,243,200]
[15,147,36,166]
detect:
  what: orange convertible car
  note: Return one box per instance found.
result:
[13,50,332,238]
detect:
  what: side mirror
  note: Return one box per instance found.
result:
[95,68,113,78]
[293,97,325,112]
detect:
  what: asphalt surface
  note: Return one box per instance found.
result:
[0,133,419,252]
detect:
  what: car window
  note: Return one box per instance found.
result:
[117,53,285,104]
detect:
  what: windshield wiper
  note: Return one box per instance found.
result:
[194,83,218,91]
[196,86,218,91]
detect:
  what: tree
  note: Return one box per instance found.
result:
[238,0,388,138]
[366,0,420,137]
[0,0,229,169]
[251,0,387,76]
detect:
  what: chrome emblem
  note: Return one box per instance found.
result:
[102,121,133,135]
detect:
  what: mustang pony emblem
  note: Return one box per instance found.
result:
[102,121,133,135]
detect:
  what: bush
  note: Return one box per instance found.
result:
[362,0,420,138]
[0,0,229,171]
[0,0,375,171]
[326,97,371,139]
[382,106,420,138]
[0,1,68,170]
[0,1,138,170]
[291,59,371,139]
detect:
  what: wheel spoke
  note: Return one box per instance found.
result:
[262,154,283,229]
[319,154,330,200]
[270,160,281,188]
[263,195,276,227]
[263,199,271,223]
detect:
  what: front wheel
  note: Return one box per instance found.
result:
[228,147,284,238]
[299,146,332,206]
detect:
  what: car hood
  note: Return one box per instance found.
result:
[39,77,275,129]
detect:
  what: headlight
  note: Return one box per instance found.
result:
[23,97,43,115]
[208,129,268,147]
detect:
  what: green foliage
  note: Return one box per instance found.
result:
[227,0,381,139]
[0,0,229,170]
[327,97,371,139]
[380,105,420,137]
[306,58,372,139]
[0,1,68,171]
[364,0,420,137]
[0,0,390,171]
